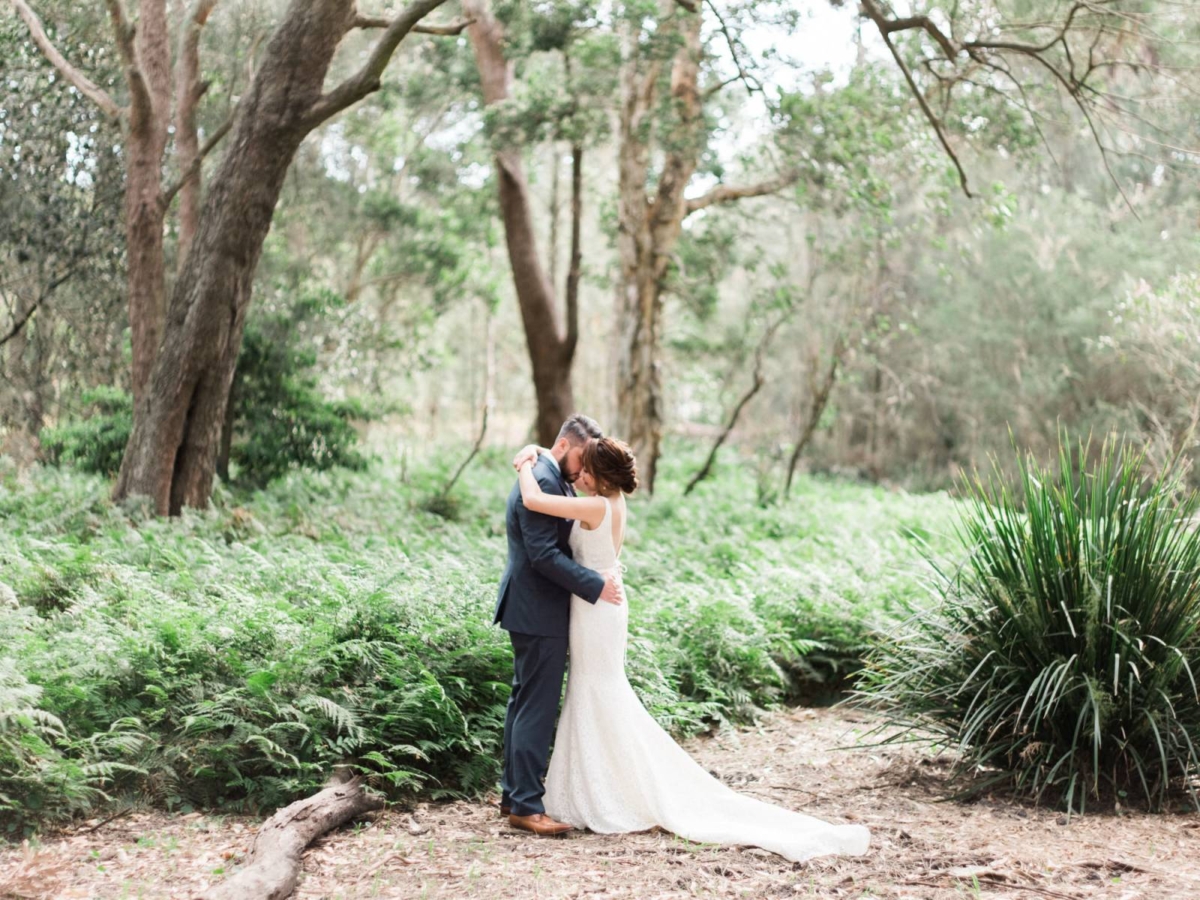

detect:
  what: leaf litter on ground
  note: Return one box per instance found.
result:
[2,706,1197,900]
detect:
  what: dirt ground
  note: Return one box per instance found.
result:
[2,706,1198,900]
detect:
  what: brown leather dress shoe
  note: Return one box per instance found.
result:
[508,813,572,836]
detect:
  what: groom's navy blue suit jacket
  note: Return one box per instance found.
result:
[495,454,605,637]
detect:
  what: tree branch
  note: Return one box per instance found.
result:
[203,776,383,900]
[8,0,123,119]
[872,12,959,60]
[685,311,790,496]
[0,295,43,348]
[860,0,972,197]
[703,0,761,96]
[101,0,154,128]
[858,0,1160,210]
[887,38,973,197]
[563,142,584,361]
[684,170,799,217]
[307,0,452,126]
[160,113,234,209]
[973,57,1062,171]
[0,265,79,348]
[354,13,474,34]
[702,74,739,100]
[174,0,221,268]
[784,333,845,497]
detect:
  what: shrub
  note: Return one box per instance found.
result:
[855,436,1200,812]
[39,387,131,477]
[37,320,371,488]
[228,321,370,487]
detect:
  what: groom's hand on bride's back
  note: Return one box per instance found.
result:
[599,573,625,606]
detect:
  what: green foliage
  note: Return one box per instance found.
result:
[0,657,137,828]
[482,1,616,151]
[855,436,1200,812]
[669,218,744,323]
[778,66,917,219]
[1,8,127,451]
[230,301,371,487]
[1104,274,1200,487]
[356,194,478,312]
[37,294,372,489]
[0,445,954,834]
[38,388,132,478]
[621,446,956,711]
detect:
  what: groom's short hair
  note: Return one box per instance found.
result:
[557,414,603,447]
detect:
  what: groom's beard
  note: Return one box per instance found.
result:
[553,451,579,483]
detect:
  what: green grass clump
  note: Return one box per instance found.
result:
[0,442,954,834]
[855,437,1200,812]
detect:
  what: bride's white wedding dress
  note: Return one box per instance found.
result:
[543,497,871,863]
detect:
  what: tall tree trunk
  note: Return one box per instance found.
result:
[548,143,561,294]
[615,259,666,490]
[216,375,236,482]
[119,0,172,406]
[115,0,450,513]
[16,0,453,512]
[565,141,584,358]
[611,5,799,490]
[115,0,352,514]
[784,336,846,498]
[1,289,44,462]
[615,3,702,491]
[174,0,221,273]
[497,146,578,445]
[124,142,167,407]
[464,0,579,446]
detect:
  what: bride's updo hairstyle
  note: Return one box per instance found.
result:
[582,437,639,495]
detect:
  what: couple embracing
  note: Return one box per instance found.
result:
[494,414,870,863]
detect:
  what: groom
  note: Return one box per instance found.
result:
[495,413,625,836]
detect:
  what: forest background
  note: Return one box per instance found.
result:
[3,0,1200,877]
[3,0,1197,499]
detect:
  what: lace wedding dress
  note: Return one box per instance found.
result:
[543,497,871,863]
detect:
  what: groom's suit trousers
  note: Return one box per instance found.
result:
[502,630,569,817]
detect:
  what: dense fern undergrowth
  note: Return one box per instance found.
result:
[0,445,955,835]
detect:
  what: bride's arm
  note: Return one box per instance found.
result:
[518,459,605,527]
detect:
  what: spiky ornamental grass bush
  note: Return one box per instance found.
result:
[855,437,1200,812]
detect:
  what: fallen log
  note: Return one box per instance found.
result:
[202,775,384,900]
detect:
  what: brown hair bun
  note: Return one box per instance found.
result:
[582,437,639,495]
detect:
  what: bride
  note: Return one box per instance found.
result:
[512,437,870,864]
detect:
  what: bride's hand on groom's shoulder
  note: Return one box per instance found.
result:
[513,444,540,470]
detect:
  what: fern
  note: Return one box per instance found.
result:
[2,445,956,832]
[298,694,364,740]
